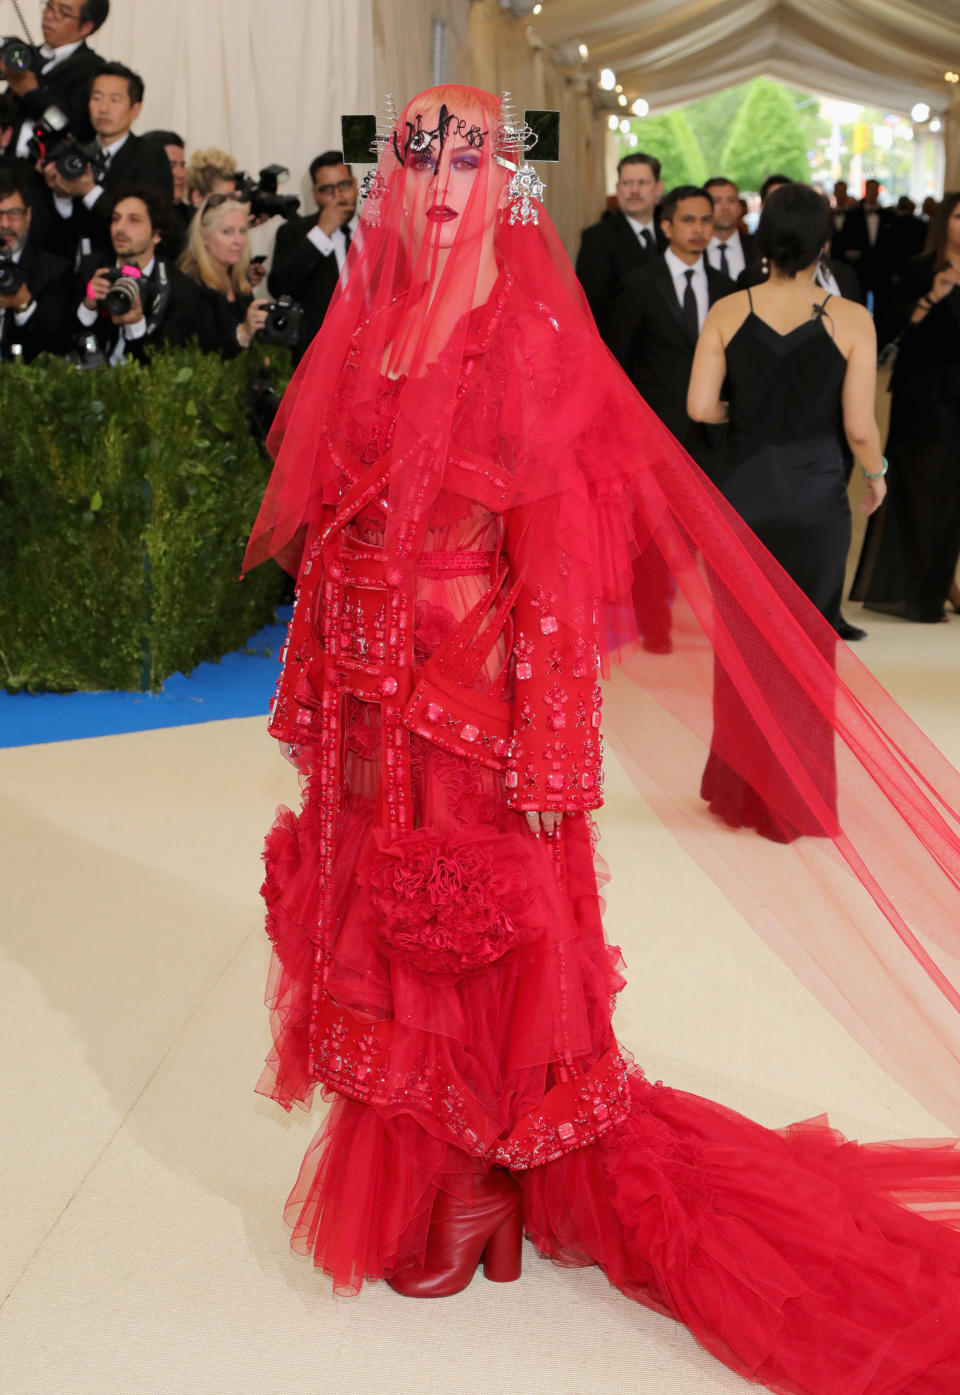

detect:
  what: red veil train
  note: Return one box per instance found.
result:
[245,86,960,1393]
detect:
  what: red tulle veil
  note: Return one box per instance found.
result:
[245,85,960,1134]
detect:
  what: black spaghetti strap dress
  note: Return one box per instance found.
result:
[701,291,849,842]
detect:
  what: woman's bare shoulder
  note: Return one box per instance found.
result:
[828,294,877,348]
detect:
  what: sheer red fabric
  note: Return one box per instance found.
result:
[247,86,960,1394]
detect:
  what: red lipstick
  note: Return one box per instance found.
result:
[427,206,458,222]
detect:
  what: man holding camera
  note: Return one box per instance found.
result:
[1,0,108,160]
[43,62,172,264]
[0,166,72,360]
[75,184,198,364]
[267,149,357,360]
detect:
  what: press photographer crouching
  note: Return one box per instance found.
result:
[178,193,301,358]
[0,166,72,361]
[75,184,199,364]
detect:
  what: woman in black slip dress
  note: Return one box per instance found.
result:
[851,191,960,623]
[687,182,887,842]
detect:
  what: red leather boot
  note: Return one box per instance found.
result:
[387,1169,523,1298]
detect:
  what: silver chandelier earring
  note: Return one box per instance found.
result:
[496,92,545,227]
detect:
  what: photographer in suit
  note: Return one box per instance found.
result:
[75,184,198,364]
[575,152,665,343]
[267,149,357,361]
[0,166,72,360]
[43,62,173,264]
[1,0,108,159]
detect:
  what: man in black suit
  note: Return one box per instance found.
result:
[836,179,904,345]
[74,185,199,364]
[703,177,756,281]
[0,166,72,359]
[142,129,190,256]
[268,149,358,361]
[42,62,173,266]
[608,185,734,652]
[575,152,665,342]
[1,0,108,157]
[608,185,734,469]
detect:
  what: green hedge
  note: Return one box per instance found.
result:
[0,345,289,692]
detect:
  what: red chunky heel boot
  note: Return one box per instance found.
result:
[387,1169,523,1298]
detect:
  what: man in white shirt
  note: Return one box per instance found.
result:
[703,177,756,283]
[1,0,108,152]
[575,153,665,342]
[40,62,173,264]
[268,149,359,361]
[75,185,199,365]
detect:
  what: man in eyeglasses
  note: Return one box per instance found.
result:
[0,0,108,157]
[0,167,72,360]
[267,149,357,361]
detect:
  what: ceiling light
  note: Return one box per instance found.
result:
[618,93,627,106]
[910,102,930,122]
[532,2,541,12]
[615,84,623,93]
[930,118,942,133]
[946,71,960,83]
[619,118,631,133]
[578,42,589,61]
[608,114,620,131]
[599,66,616,90]
[631,98,649,117]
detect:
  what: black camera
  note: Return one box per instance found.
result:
[66,332,106,370]
[0,35,38,75]
[102,266,143,317]
[26,106,108,181]
[0,256,25,296]
[234,164,300,221]
[258,295,303,348]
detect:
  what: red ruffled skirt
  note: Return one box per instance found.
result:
[259,750,960,1395]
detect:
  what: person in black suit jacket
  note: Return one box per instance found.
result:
[41,63,173,266]
[0,165,72,359]
[268,148,358,361]
[608,185,734,467]
[607,185,734,652]
[141,129,190,257]
[703,177,756,281]
[575,152,665,343]
[0,0,108,158]
[837,180,905,345]
[74,185,200,365]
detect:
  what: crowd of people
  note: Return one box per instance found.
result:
[1,8,957,624]
[575,153,960,630]
[0,0,357,367]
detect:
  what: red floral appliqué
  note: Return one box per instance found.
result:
[359,826,544,979]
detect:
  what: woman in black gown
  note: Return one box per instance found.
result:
[850,191,960,622]
[687,183,886,840]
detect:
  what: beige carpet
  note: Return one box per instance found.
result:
[2,488,959,1392]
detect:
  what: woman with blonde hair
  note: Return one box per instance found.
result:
[178,193,266,356]
[184,146,238,208]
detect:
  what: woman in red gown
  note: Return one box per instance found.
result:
[245,87,960,1393]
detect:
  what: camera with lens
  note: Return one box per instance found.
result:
[0,35,38,76]
[0,257,25,297]
[258,295,304,349]
[26,106,108,182]
[234,164,300,222]
[102,265,143,317]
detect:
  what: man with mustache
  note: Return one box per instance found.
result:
[0,166,72,360]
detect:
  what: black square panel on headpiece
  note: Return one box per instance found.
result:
[341,115,378,166]
[525,111,560,163]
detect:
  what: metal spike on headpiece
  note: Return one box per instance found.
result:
[373,92,399,157]
[357,91,397,224]
[497,91,545,226]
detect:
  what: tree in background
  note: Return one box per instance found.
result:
[720,78,811,191]
[616,109,707,188]
[684,83,751,174]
